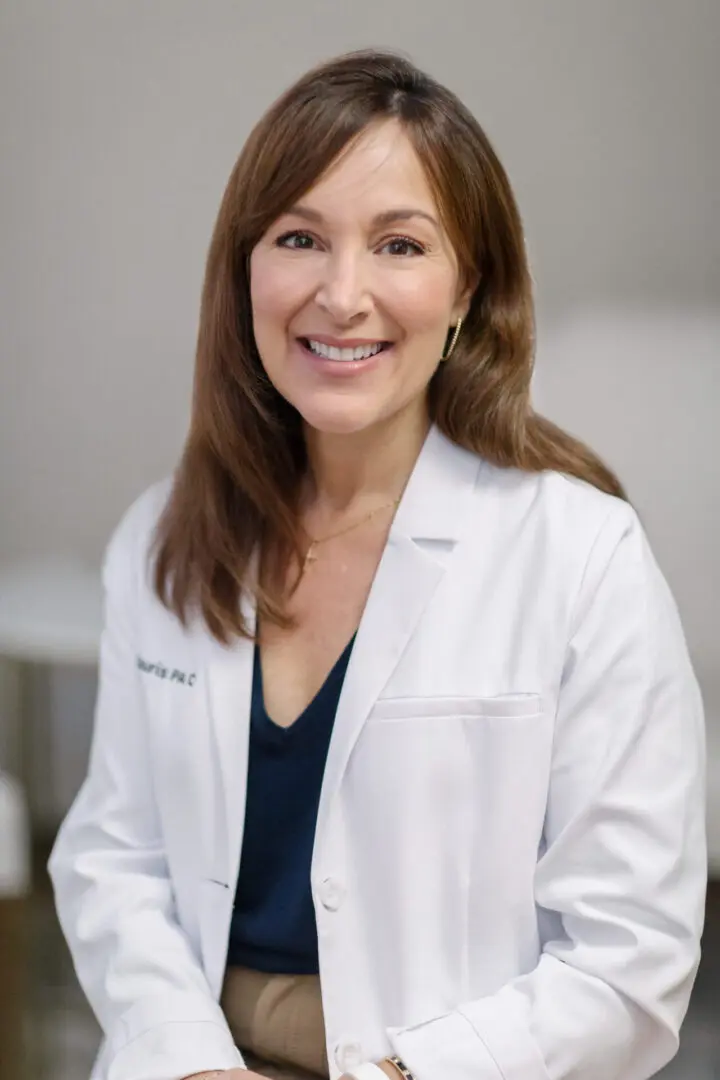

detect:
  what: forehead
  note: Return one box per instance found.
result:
[301,120,438,220]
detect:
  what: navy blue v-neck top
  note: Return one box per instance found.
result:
[227,636,355,975]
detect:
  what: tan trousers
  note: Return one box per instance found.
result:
[221,966,329,1080]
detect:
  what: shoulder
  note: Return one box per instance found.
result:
[469,461,681,652]
[478,458,638,554]
[466,457,649,618]
[103,478,175,589]
[425,427,641,576]
[534,467,636,547]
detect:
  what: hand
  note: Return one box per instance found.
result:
[182,1071,267,1079]
[340,1065,403,1080]
[223,1072,267,1079]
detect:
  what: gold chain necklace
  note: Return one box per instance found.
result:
[302,497,401,573]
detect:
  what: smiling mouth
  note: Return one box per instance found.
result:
[299,338,392,362]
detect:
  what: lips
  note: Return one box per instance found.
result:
[298,337,393,362]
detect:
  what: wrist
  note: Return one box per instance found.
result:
[378,1062,404,1080]
[382,1057,413,1080]
[343,1063,409,1080]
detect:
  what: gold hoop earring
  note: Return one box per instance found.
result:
[441,317,463,361]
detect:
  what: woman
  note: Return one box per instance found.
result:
[49,49,706,1080]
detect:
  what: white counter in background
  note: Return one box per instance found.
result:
[0,557,102,667]
[0,557,102,825]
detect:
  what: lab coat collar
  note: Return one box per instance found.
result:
[392,424,483,543]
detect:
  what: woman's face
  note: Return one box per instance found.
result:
[250,120,471,437]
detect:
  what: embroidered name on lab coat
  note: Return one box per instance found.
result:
[136,656,196,687]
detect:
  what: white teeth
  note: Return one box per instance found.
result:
[305,339,386,362]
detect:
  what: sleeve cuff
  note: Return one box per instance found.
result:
[387,1009,498,1080]
[387,995,548,1080]
[105,991,244,1080]
[107,1021,243,1080]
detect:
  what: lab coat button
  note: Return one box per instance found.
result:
[334,1038,363,1071]
[319,877,344,911]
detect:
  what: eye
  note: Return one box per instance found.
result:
[275,230,318,250]
[379,235,426,257]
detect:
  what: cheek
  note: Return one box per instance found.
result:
[250,254,304,330]
[387,269,457,335]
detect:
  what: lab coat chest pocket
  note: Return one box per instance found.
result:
[350,694,552,896]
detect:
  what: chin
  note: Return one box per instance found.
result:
[296,398,387,438]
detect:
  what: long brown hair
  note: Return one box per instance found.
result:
[154,48,626,643]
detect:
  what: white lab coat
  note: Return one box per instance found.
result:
[49,426,707,1080]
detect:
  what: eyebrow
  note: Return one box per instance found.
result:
[284,204,440,230]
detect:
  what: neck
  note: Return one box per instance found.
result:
[304,403,430,512]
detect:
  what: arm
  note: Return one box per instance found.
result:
[386,505,706,1080]
[48,496,244,1080]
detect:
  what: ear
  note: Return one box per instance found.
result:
[452,272,479,324]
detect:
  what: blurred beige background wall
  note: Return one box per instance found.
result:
[0,1,718,821]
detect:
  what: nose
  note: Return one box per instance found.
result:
[314,250,372,325]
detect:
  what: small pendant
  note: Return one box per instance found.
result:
[303,543,318,571]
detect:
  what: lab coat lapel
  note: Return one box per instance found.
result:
[202,592,256,889]
[315,426,482,850]
[198,593,256,996]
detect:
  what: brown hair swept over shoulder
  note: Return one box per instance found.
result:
[153,48,627,644]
